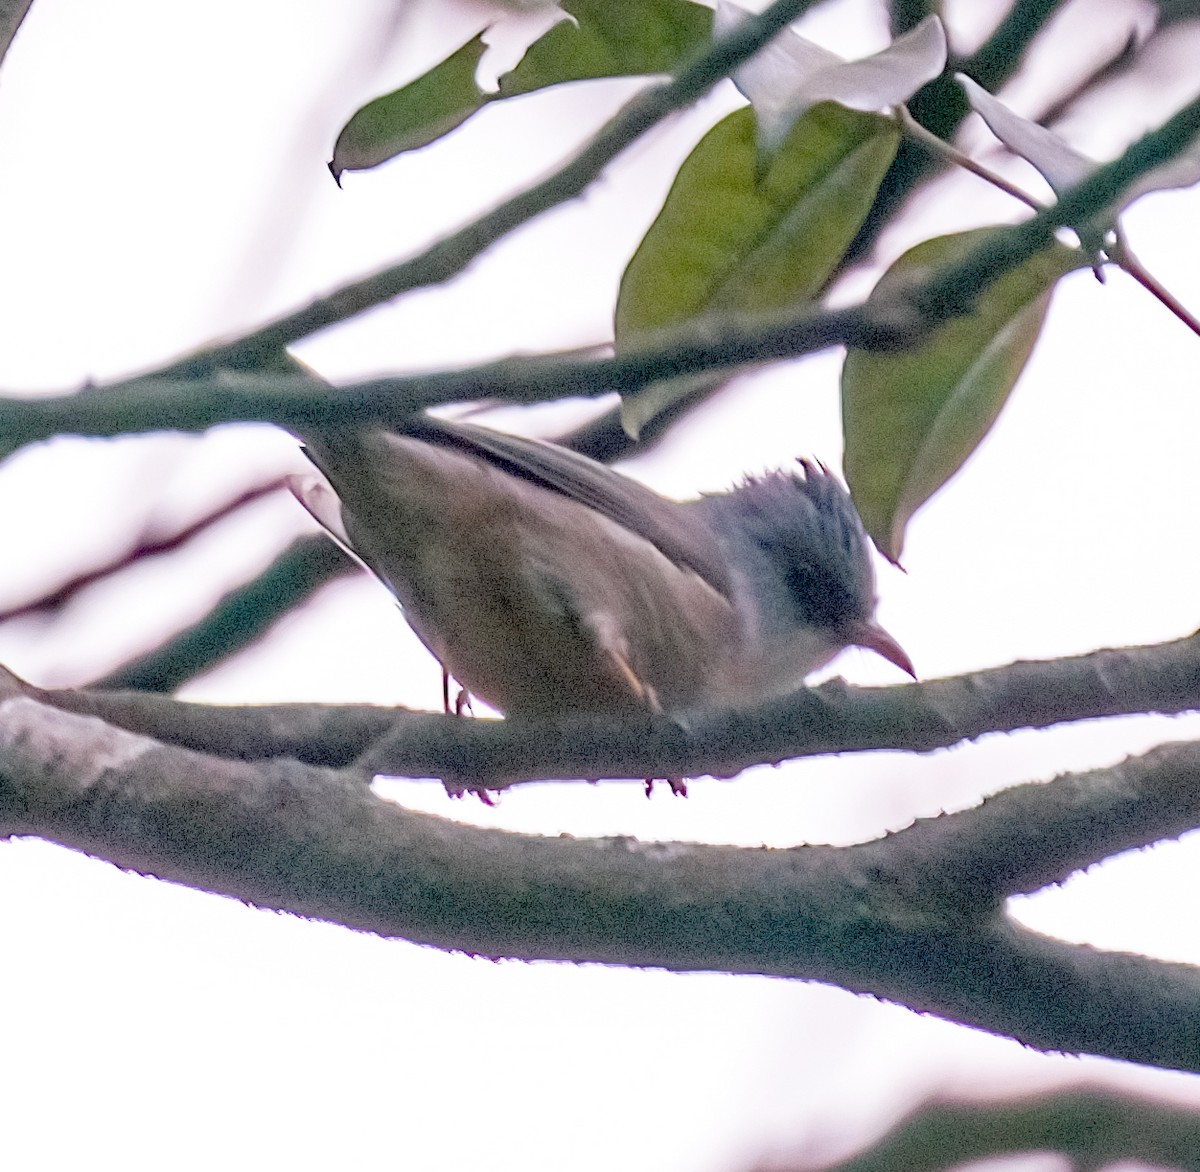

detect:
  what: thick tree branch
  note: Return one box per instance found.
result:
[351,633,1200,786]
[11,632,1197,785]
[915,91,1200,313]
[1,688,1199,1071]
[0,302,912,452]
[888,738,1200,898]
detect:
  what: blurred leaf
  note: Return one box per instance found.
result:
[842,230,1082,562]
[616,102,898,435]
[620,370,733,442]
[329,0,711,179]
[716,4,946,147]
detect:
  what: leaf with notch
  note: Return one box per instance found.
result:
[329,0,711,180]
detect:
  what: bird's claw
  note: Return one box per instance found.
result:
[644,776,688,798]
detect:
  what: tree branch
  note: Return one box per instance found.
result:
[11,632,1198,785]
[4,89,1198,456]
[0,0,33,69]
[812,1086,1200,1172]
[957,0,1070,95]
[2,686,1199,1071]
[0,665,406,767]
[0,479,295,622]
[0,301,908,453]
[889,738,1200,898]
[91,535,353,693]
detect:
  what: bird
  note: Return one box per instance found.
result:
[289,415,913,723]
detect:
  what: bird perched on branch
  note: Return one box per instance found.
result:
[290,415,913,722]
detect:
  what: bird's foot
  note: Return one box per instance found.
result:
[442,779,498,806]
[644,776,688,798]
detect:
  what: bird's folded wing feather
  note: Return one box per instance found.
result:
[409,416,736,600]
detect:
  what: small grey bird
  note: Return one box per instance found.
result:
[291,416,913,719]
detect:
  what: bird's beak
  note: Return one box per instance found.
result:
[849,620,916,679]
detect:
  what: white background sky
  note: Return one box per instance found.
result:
[1,1,1199,1169]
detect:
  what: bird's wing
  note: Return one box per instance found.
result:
[407,416,737,600]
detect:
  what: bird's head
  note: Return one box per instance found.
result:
[698,462,914,677]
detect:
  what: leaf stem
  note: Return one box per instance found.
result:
[1109,224,1200,339]
[899,102,1200,340]
[895,105,1044,211]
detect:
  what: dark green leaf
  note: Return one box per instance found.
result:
[329,35,490,182]
[329,0,711,180]
[841,230,1082,562]
[499,0,712,98]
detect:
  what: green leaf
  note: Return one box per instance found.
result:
[615,102,899,435]
[499,0,712,98]
[329,35,490,182]
[329,0,711,180]
[841,230,1082,562]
